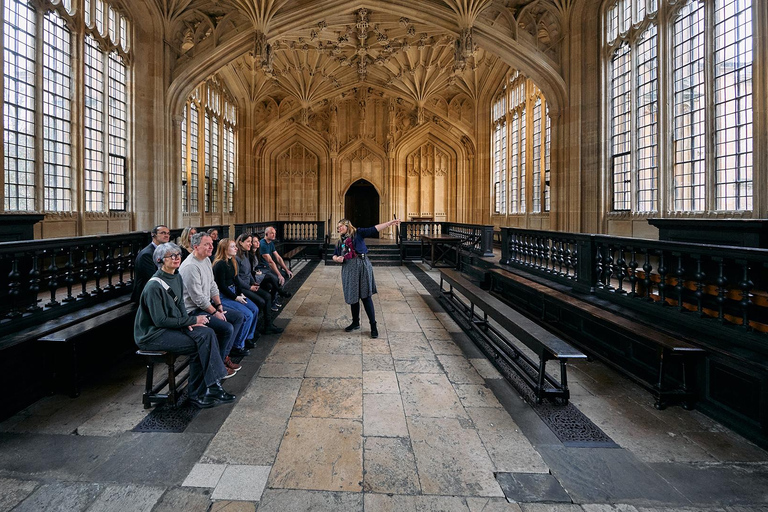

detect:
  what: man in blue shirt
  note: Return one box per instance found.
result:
[259,226,293,287]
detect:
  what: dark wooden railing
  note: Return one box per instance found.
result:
[500,227,768,339]
[0,232,146,336]
[399,222,495,257]
[233,221,325,243]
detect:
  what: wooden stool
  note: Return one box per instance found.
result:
[136,350,191,408]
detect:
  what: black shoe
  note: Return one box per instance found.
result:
[370,323,379,339]
[278,289,292,298]
[266,325,284,334]
[245,339,256,349]
[345,321,360,332]
[189,394,217,408]
[205,383,236,404]
[229,347,250,357]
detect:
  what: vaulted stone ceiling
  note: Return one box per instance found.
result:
[153,0,572,110]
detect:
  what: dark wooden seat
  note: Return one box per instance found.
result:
[439,268,586,403]
[489,266,706,409]
[136,350,191,409]
[38,301,137,397]
[283,245,306,270]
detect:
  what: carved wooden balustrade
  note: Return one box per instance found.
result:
[0,232,147,336]
[399,222,495,260]
[233,221,325,243]
[500,227,768,342]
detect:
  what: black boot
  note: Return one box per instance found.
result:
[204,383,236,404]
[345,321,360,332]
[370,322,379,339]
[266,323,284,334]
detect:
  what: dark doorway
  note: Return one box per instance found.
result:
[345,179,380,237]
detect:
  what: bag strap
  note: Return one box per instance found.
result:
[149,276,179,303]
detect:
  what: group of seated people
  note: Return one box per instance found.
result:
[132,225,293,408]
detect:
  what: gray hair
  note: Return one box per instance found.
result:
[190,232,210,248]
[153,242,181,268]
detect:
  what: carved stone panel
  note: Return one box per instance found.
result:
[276,142,319,220]
[406,142,450,221]
[339,145,384,193]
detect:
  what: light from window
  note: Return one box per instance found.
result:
[714,0,753,211]
[108,52,127,211]
[636,24,658,212]
[190,104,199,213]
[611,42,631,211]
[181,105,188,213]
[228,126,235,212]
[673,1,705,211]
[544,109,551,212]
[204,113,210,212]
[3,0,36,211]
[84,35,105,212]
[532,98,542,213]
[211,118,219,212]
[510,112,519,213]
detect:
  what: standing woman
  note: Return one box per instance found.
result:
[331,218,400,338]
[212,238,259,357]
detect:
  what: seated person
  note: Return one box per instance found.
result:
[257,227,292,305]
[179,232,245,375]
[235,233,283,334]
[134,242,235,409]
[212,238,259,354]
[132,224,171,302]
[177,226,197,262]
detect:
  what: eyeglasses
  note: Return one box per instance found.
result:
[157,231,171,236]
[164,253,181,259]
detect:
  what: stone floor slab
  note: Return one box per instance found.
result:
[363,338,392,355]
[200,407,289,466]
[454,384,504,408]
[469,358,504,380]
[11,482,103,512]
[314,334,363,355]
[393,358,441,373]
[364,493,471,511]
[407,416,504,497]
[650,462,768,506]
[293,378,362,419]
[269,417,363,492]
[305,354,362,378]
[389,333,435,360]
[496,472,572,503]
[465,497,523,511]
[84,484,165,512]
[210,500,257,511]
[258,362,307,378]
[152,487,212,512]
[466,407,549,474]
[75,401,150,437]
[363,354,395,371]
[182,462,227,488]
[211,464,271,501]
[437,355,486,384]
[428,338,465,356]
[398,372,467,419]
[363,437,420,494]
[0,477,38,511]
[364,393,409,437]
[363,371,400,394]
[257,489,363,511]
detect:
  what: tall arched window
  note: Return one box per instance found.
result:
[604,0,755,214]
[180,80,237,216]
[490,71,551,221]
[3,0,131,213]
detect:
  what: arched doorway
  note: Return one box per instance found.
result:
[345,179,380,237]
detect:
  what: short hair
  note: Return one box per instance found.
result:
[151,224,168,236]
[190,232,211,248]
[207,227,218,235]
[265,226,276,235]
[153,242,181,268]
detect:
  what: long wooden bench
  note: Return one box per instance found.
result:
[283,245,306,271]
[489,266,706,410]
[439,268,587,404]
[38,301,137,397]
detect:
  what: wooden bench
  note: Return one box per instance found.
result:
[283,245,306,271]
[136,350,191,408]
[439,268,587,404]
[38,301,137,397]
[489,267,706,410]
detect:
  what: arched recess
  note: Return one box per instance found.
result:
[337,140,387,199]
[394,122,468,223]
[259,124,330,222]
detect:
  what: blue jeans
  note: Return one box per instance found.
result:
[221,296,258,349]
[190,307,244,360]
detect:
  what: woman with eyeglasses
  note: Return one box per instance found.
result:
[134,242,235,409]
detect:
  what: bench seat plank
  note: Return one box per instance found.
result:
[39,303,137,342]
[442,269,586,360]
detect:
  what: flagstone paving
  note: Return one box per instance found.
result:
[1,262,767,511]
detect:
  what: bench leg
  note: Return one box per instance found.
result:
[143,361,155,409]
[655,347,668,410]
[536,357,547,404]
[167,356,178,406]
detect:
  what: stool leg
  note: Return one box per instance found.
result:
[143,362,155,409]
[167,356,178,407]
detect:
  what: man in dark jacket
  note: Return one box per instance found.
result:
[132,225,171,302]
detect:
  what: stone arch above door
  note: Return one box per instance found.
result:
[337,143,385,197]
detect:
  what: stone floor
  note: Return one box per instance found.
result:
[1,262,768,512]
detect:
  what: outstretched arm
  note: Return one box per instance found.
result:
[374,219,400,232]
